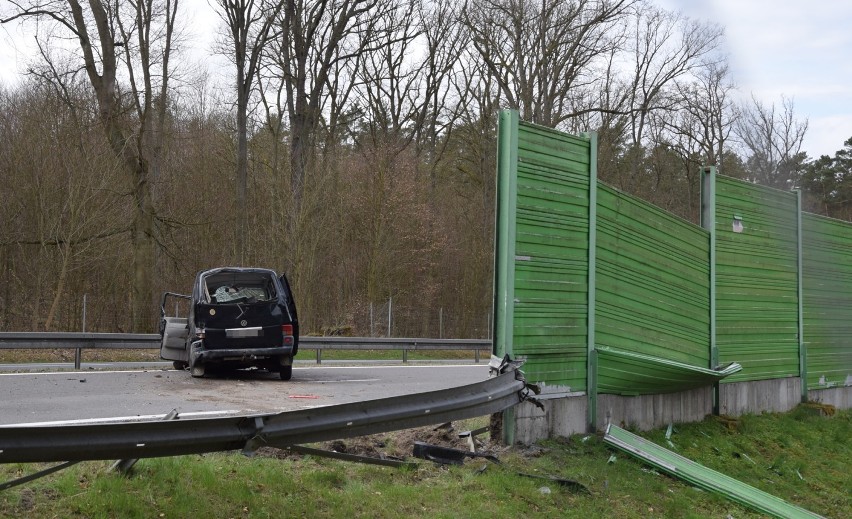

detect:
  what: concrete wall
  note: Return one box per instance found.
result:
[718,377,801,416]
[513,396,587,444]
[511,379,852,443]
[808,386,852,409]
[597,387,713,431]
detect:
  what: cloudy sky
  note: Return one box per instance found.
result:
[1,0,850,158]
[659,0,852,158]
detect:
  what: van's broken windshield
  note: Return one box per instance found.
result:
[203,271,276,304]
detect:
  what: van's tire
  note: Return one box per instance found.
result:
[173,361,188,371]
[279,364,292,381]
[190,358,205,378]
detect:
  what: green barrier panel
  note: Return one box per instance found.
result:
[596,346,740,395]
[605,424,824,518]
[715,176,800,382]
[802,212,852,389]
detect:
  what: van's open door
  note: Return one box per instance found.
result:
[159,292,191,364]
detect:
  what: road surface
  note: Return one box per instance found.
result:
[0,364,490,426]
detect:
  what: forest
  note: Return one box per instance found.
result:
[0,0,849,337]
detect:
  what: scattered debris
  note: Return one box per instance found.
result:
[539,486,551,495]
[412,442,499,465]
[283,445,416,469]
[515,471,589,494]
[253,422,590,495]
[0,461,79,491]
[433,422,454,432]
[458,427,488,452]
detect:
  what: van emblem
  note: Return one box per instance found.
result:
[209,309,216,316]
[241,320,248,327]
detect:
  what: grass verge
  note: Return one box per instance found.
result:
[1,408,849,518]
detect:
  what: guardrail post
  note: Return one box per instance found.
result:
[475,349,480,363]
[75,294,86,369]
[402,348,408,363]
[316,348,322,364]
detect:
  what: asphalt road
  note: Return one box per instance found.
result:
[0,364,491,426]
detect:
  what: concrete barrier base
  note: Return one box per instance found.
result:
[597,387,713,431]
[808,385,852,409]
[718,377,801,417]
[513,395,587,445]
[509,379,851,444]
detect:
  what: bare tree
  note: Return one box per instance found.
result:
[268,0,394,213]
[212,0,286,262]
[736,95,808,189]
[461,0,633,128]
[2,0,179,330]
[623,5,723,161]
[667,62,737,169]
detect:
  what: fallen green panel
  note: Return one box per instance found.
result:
[604,425,824,519]
[596,346,741,395]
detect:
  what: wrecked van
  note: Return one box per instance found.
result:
[159,267,299,379]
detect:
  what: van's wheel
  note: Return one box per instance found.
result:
[279,364,292,381]
[190,358,205,378]
[173,361,188,371]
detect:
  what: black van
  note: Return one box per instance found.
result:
[159,267,299,379]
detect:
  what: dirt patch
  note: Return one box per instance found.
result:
[17,488,36,512]
[256,421,499,463]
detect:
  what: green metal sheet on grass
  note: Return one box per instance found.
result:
[596,347,740,395]
[715,176,800,382]
[802,212,852,389]
[604,424,824,519]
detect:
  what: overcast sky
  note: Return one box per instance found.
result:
[2,0,850,158]
[659,0,852,158]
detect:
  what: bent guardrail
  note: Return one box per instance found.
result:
[0,332,492,366]
[0,359,528,465]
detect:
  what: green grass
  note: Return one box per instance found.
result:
[1,408,849,518]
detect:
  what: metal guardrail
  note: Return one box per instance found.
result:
[0,332,158,349]
[0,360,528,464]
[0,332,492,366]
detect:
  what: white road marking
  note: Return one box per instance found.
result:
[0,409,265,427]
[0,364,485,377]
[0,369,169,377]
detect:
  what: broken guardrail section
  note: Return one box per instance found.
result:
[603,424,823,519]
